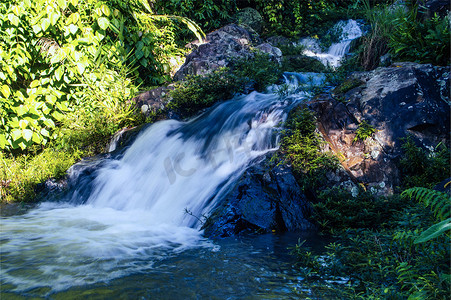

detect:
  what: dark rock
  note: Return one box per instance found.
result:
[310,62,450,195]
[202,157,314,238]
[419,0,450,18]
[174,24,281,81]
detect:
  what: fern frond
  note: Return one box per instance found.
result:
[402,187,450,221]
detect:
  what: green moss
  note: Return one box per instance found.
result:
[282,55,327,73]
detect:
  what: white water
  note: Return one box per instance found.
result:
[300,19,363,68]
[1,76,316,293]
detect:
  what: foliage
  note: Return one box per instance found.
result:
[312,188,408,233]
[292,133,450,299]
[353,120,376,142]
[154,0,237,35]
[281,56,327,73]
[277,106,338,190]
[0,0,203,153]
[167,52,282,118]
[402,186,451,244]
[0,148,81,202]
[358,0,450,69]
[166,68,241,118]
[399,137,450,189]
[251,0,356,37]
[389,8,450,66]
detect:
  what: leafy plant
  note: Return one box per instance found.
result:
[353,120,376,142]
[277,106,338,190]
[402,186,451,244]
[399,137,450,189]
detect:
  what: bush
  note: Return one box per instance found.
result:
[399,136,450,189]
[277,106,338,190]
[167,52,282,118]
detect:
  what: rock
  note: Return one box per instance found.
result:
[232,7,263,34]
[173,24,282,81]
[131,85,175,118]
[310,62,450,195]
[202,157,314,238]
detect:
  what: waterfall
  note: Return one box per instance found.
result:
[0,75,314,293]
[300,19,363,68]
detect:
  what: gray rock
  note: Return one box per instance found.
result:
[174,24,281,81]
[309,62,450,195]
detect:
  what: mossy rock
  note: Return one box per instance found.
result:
[282,55,327,73]
[233,7,263,34]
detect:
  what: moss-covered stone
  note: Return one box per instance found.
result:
[282,55,327,73]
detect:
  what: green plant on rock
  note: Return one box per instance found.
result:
[278,106,338,190]
[353,120,376,142]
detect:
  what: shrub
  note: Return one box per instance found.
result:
[399,137,450,189]
[277,106,338,190]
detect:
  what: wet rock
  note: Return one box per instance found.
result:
[202,157,314,238]
[310,62,450,195]
[174,24,281,81]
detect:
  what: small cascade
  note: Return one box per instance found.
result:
[0,74,313,293]
[300,19,363,68]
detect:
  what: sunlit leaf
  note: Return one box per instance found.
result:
[97,17,110,30]
[1,85,11,98]
[41,18,50,32]
[22,129,33,141]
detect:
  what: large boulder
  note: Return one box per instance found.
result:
[173,24,282,81]
[310,62,450,195]
[202,157,314,238]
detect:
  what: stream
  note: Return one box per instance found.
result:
[1,20,361,299]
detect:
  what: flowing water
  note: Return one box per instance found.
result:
[0,75,326,298]
[1,20,362,298]
[300,19,363,68]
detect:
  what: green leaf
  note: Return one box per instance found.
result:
[1,85,11,98]
[56,101,69,111]
[32,24,41,34]
[52,111,64,121]
[76,62,86,75]
[50,12,60,26]
[55,66,64,81]
[11,129,22,141]
[8,14,20,27]
[415,218,451,243]
[43,118,55,127]
[97,17,109,30]
[30,80,40,88]
[0,133,7,148]
[22,129,33,142]
[19,119,28,129]
[41,128,50,137]
[17,105,28,116]
[70,0,78,6]
[32,132,42,144]
[57,0,67,9]
[100,4,111,16]
[41,18,51,32]
[69,24,78,35]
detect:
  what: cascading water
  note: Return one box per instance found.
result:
[301,19,363,68]
[1,20,362,297]
[0,75,316,295]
